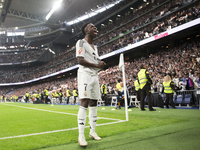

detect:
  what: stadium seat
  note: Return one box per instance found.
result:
[51,98,56,104]
[173,94,177,102]
[160,94,166,103]
[111,96,117,107]
[98,99,105,106]
[182,94,192,107]
[129,95,140,107]
[175,95,184,106]
[76,97,80,105]
[129,95,135,106]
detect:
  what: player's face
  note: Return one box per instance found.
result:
[85,23,98,38]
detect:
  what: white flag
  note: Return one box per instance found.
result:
[119,53,129,121]
[119,53,124,71]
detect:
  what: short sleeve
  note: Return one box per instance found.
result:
[76,40,85,58]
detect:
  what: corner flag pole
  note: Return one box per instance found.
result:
[119,53,129,121]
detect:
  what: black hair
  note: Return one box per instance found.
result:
[81,23,90,36]
[140,64,144,69]
[118,79,122,83]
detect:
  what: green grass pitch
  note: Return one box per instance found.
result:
[0,102,200,150]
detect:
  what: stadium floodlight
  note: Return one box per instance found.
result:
[45,0,63,21]
[130,7,133,10]
[109,19,112,22]
[7,31,25,36]
[143,0,147,2]
[65,0,122,26]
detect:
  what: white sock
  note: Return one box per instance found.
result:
[89,106,97,134]
[78,106,87,139]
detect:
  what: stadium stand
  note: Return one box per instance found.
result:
[0,50,43,63]
[0,0,200,107]
[1,35,200,105]
[0,0,199,83]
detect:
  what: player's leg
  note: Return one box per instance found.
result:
[77,71,91,146]
[88,75,101,140]
[78,99,90,146]
[89,99,101,140]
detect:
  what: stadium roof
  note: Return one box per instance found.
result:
[0,0,115,29]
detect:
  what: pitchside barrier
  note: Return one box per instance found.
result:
[107,90,200,108]
[152,90,200,107]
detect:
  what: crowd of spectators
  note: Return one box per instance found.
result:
[97,0,200,55]
[94,0,170,45]
[0,50,43,63]
[0,0,199,83]
[1,36,200,100]
[99,37,200,94]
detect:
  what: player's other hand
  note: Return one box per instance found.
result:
[97,61,106,69]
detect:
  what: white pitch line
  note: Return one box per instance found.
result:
[0,120,125,140]
[0,103,125,140]
[2,103,122,121]
[2,103,77,116]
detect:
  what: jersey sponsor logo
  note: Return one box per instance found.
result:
[84,91,87,96]
[78,48,83,54]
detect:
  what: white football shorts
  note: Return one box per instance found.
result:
[78,70,101,100]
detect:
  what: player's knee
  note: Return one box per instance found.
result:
[89,100,97,107]
[80,99,90,108]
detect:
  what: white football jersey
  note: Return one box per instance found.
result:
[76,39,101,75]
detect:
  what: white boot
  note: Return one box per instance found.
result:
[78,136,87,146]
[89,132,101,140]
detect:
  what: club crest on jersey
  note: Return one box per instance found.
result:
[78,48,82,54]
[84,92,87,96]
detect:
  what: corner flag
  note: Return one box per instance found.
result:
[119,53,129,121]
[119,53,124,71]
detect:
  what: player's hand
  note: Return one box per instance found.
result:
[97,61,106,69]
